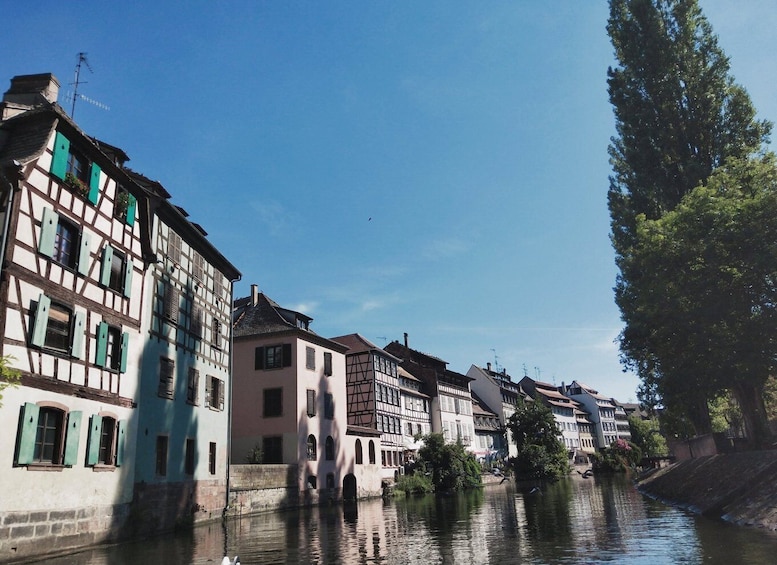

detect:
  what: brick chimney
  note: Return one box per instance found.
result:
[1,73,60,119]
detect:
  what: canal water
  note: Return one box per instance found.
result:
[37,475,777,564]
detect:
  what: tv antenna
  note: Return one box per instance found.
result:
[490,348,501,374]
[376,336,388,346]
[68,52,109,118]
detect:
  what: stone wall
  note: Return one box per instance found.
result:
[226,464,301,518]
[637,450,777,529]
[0,503,130,561]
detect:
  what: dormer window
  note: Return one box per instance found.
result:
[297,318,308,330]
[50,132,101,205]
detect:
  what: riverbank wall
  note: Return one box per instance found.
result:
[636,450,777,529]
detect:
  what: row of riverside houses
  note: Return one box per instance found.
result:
[0,74,241,561]
[0,73,638,562]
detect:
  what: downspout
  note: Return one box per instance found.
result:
[225,274,241,515]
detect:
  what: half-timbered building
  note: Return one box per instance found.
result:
[0,74,149,558]
[0,73,241,560]
[398,365,432,461]
[127,168,240,531]
[331,333,405,479]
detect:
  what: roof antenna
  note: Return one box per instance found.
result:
[490,348,501,374]
[376,336,388,346]
[68,52,109,118]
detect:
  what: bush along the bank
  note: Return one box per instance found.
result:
[592,439,642,473]
[415,433,483,492]
[394,471,435,496]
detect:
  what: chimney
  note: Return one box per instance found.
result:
[1,73,60,119]
[487,362,492,372]
[403,332,408,348]
[250,284,259,306]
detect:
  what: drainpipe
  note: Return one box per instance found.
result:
[225,275,240,514]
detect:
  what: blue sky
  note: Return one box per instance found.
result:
[5,1,777,404]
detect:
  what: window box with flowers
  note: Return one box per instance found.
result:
[64,171,90,199]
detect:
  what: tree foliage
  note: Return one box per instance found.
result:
[507,399,569,481]
[417,433,482,492]
[607,0,773,444]
[592,439,642,473]
[628,415,668,457]
[0,355,21,408]
[624,156,777,445]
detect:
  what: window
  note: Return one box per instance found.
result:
[50,132,101,205]
[38,208,90,275]
[85,415,125,467]
[100,246,133,297]
[156,436,168,476]
[192,251,204,282]
[326,473,335,489]
[263,436,283,464]
[206,375,225,411]
[255,344,292,370]
[307,435,317,461]
[35,299,72,354]
[209,442,217,475]
[158,357,175,399]
[185,438,196,475]
[213,273,224,303]
[114,186,136,226]
[186,367,199,405]
[263,388,283,417]
[95,323,128,372]
[355,439,363,465]
[325,436,335,461]
[324,352,332,376]
[368,440,376,464]
[168,231,182,264]
[307,475,317,489]
[212,318,222,348]
[406,423,413,436]
[15,404,81,466]
[190,304,203,337]
[307,389,316,417]
[306,346,315,370]
[163,283,179,323]
[324,393,334,420]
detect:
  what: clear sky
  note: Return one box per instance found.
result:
[4,1,777,404]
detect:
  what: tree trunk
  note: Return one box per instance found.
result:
[732,380,771,449]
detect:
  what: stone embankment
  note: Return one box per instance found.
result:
[636,450,777,530]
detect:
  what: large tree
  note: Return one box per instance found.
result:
[607,0,771,433]
[507,398,569,481]
[626,156,777,445]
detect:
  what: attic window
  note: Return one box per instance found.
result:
[50,132,100,205]
[297,318,308,330]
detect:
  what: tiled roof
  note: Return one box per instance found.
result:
[233,292,303,337]
[0,108,56,167]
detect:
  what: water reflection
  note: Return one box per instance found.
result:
[36,475,777,564]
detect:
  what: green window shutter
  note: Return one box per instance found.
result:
[38,207,58,257]
[123,258,133,298]
[115,420,126,466]
[16,403,40,465]
[71,310,86,360]
[77,231,91,276]
[95,322,108,367]
[119,332,129,373]
[63,411,82,466]
[87,163,101,205]
[50,132,70,180]
[100,246,113,286]
[86,414,102,465]
[30,294,51,347]
[255,347,265,370]
[126,195,137,226]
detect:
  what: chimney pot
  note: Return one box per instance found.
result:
[487,362,491,371]
[404,332,408,348]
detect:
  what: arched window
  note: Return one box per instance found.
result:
[307,435,317,461]
[326,472,335,489]
[368,440,376,464]
[325,436,335,461]
[355,439,363,465]
[307,475,317,489]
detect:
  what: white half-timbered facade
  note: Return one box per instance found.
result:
[0,74,148,559]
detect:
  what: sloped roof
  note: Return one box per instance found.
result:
[0,108,56,167]
[330,333,401,362]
